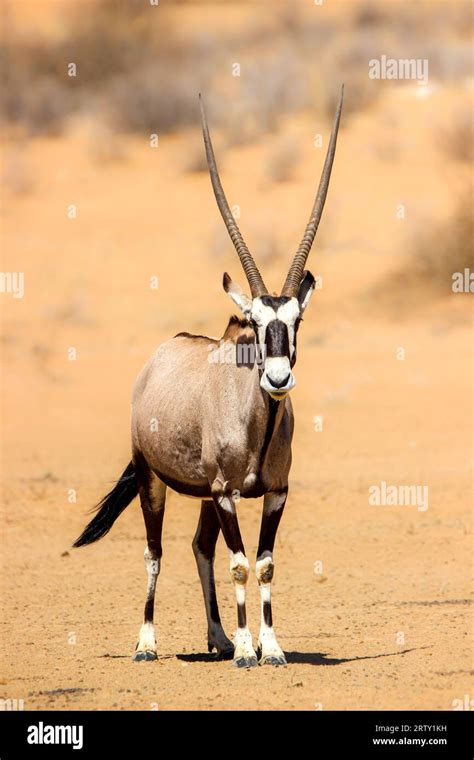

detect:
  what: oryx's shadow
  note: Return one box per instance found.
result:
[102,646,426,665]
[286,646,425,666]
[177,652,234,663]
[178,646,426,665]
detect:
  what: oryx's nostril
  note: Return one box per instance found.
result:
[268,373,290,389]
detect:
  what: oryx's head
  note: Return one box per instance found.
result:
[200,88,343,400]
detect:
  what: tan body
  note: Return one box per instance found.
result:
[132,325,294,501]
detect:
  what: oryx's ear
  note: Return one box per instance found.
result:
[298,270,316,312]
[223,272,252,317]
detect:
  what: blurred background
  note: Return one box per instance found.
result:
[2,0,472,315]
[1,0,473,711]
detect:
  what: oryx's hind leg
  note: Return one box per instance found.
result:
[192,500,233,659]
[256,489,288,666]
[133,455,166,662]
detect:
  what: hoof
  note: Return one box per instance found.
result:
[259,654,287,667]
[208,635,234,660]
[233,655,258,669]
[209,645,234,661]
[133,650,157,662]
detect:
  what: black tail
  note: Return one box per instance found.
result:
[73,461,138,547]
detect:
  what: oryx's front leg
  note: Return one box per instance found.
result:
[212,487,257,668]
[256,489,287,666]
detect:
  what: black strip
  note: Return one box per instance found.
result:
[265,319,290,358]
[260,295,291,307]
[257,490,287,557]
[144,596,154,624]
[263,600,273,628]
[258,398,280,471]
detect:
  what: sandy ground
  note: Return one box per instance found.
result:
[1,34,472,709]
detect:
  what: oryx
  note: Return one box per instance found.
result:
[74,88,343,667]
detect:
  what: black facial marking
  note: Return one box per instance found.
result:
[255,295,302,365]
[260,295,292,308]
[265,320,290,358]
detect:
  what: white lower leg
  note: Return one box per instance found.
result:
[230,551,256,660]
[136,546,160,653]
[256,555,285,662]
[233,585,255,659]
[137,621,156,652]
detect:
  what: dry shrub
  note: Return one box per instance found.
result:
[353,1,397,29]
[59,0,164,86]
[181,135,209,174]
[107,62,206,134]
[0,0,175,136]
[318,32,382,120]
[366,186,473,314]
[352,1,473,85]
[0,42,76,136]
[322,74,379,123]
[265,136,301,183]
[407,188,473,290]
[211,218,284,265]
[1,0,472,139]
[438,109,474,163]
[216,51,308,147]
[250,225,285,265]
[355,0,472,40]
[84,122,127,165]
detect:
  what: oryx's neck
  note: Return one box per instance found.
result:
[217,315,288,468]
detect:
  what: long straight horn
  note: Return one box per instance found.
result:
[281,85,344,297]
[199,94,267,298]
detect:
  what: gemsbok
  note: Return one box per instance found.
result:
[74,88,343,668]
